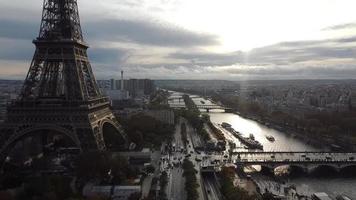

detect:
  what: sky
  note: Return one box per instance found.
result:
[1,0,356,80]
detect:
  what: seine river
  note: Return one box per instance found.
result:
[169,92,356,198]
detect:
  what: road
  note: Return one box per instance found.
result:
[165,118,187,200]
[169,167,186,200]
[203,175,222,200]
[160,117,236,200]
[184,118,209,200]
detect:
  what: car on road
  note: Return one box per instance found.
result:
[349,156,354,160]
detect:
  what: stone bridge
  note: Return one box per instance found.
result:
[232,152,356,173]
[169,104,233,112]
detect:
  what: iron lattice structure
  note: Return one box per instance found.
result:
[21,0,99,101]
[0,0,127,163]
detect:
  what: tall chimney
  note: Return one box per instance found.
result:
[121,70,124,91]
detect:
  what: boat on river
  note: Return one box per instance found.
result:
[266,135,275,142]
[220,125,263,150]
[221,122,232,128]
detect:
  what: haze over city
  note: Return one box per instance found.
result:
[1,0,356,80]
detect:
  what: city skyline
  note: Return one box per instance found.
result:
[1,0,356,80]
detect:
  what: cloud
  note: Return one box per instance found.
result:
[1,0,356,80]
[322,22,356,31]
[0,38,34,61]
[84,19,219,47]
[167,35,356,67]
[0,19,38,40]
[89,47,132,64]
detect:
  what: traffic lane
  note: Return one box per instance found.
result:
[171,167,186,200]
[203,176,220,200]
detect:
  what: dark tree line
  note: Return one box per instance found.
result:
[182,159,199,200]
[120,114,175,149]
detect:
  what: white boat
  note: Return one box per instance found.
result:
[221,122,232,128]
[266,135,275,142]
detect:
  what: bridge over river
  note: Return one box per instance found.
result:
[206,151,356,173]
[169,104,233,112]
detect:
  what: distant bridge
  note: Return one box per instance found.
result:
[168,96,204,102]
[196,105,233,112]
[169,104,233,112]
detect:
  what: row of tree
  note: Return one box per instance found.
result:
[120,113,175,149]
[159,171,168,200]
[175,95,210,141]
[182,159,199,200]
[181,122,189,148]
[75,151,138,185]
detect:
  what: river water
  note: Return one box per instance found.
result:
[169,92,356,198]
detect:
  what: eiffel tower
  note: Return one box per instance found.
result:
[0,0,127,163]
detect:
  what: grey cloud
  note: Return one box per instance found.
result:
[168,35,356,67]
[0,17,219,48]
[220,65,356,79]
[89,47,132,64]
[0,19,38,40]
[336,36,356,43]
[0,38,34,61]
[84,19,219,47]
[322,22,356,31]
[169,51,243,66]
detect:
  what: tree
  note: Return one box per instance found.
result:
[146,165,155,174]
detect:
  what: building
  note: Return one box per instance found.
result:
[98,72,155,101]
[83,185,141,200]
[0,96,8,122]
[0,94,14,122]
[124,79,155,98]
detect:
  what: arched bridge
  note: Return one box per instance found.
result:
[168,104,233,112]
[168,96,205,101]
[196,105,233,112]
[232,151,356,173]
